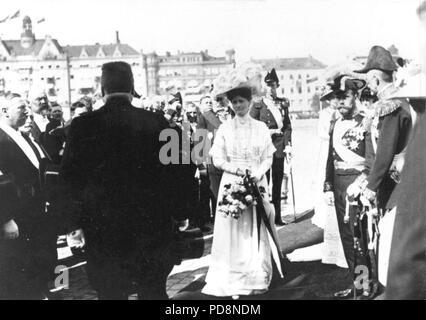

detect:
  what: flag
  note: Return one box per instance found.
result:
[37,18,45,24]
[0,15,9,24]
[9,10,20,20]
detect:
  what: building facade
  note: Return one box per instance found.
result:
[143,49,236,100]
[252,56,327,111]
[0,16,143,105]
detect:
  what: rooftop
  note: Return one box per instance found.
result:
[64,43,139,58]
[1,38,63,56]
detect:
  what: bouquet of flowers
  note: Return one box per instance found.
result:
[217,173,266,219]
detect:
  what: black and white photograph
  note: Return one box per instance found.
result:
[0,0,425,303]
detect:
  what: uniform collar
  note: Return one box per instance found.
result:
[104,92,133,103]
[377,83,397,100]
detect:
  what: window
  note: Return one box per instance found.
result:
[290,87,294,94]
[188,68,197,75]
[289,74,293,80]
[71,75,74,79]
[307,86,311,93]
[48,65,52,69]
[41,78,44,81]
[306,74,310,78]
[298,74,302,80]
[298,86,302,94]
[40,66,44,69]
[281,75,284,81]
[56,65,60,68]
[281,88,285,95]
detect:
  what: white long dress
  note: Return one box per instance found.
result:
[202,117,283,297]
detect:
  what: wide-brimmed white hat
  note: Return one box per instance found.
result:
[211,62,263,98]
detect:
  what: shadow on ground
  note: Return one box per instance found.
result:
[173,209,352,300]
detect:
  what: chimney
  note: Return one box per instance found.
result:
[115,31,120,44]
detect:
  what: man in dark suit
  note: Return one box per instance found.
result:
[60,62,180,300]
[196,95,232,223]
[0,94,57,299]
[250,68,292,225]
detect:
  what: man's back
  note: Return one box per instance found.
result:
[61,97,173,247]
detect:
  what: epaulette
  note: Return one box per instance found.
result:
[375,99,402,117]
[275,97,290,107]
[252,97,263,108]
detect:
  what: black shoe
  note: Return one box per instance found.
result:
[275,219,287,226]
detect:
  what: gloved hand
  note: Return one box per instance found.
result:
[251,170,264,183]
[67,229,86,249]
[324,191,335,206]
[346,181,361,201]
[1,219,19,240]
[284,145,293,159]
[362,188,376,203]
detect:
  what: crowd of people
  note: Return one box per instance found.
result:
[0,1,425,301]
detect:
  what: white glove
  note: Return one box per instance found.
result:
[251,170,264,183]
[1,219,19,240]
[67,229,86,249]
[362,188,376,203]
[346,182,361,201]
[324,191,335,206]
[284,145,293,158]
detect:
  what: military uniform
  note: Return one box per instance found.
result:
[354,46,413,289]
[365,85,412,210]
[324,112,371,279]
[250,95,292,222]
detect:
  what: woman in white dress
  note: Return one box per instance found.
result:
[202,85,283,297]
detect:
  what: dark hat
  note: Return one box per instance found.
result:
[169,92,182,105]
[264,68,279,86]
[101,61,134,95]
[320,75,366,101]
[354,46,398,74]
[226,85,252,101]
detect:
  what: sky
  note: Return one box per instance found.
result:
[0,0,424,65]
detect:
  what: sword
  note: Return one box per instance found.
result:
[285,153,297,223]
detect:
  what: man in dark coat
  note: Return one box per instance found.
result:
[60,61,181,299]
[384,98,426,299]
[250,68,292,225]
[385,2,426,299]
[0,94,57,299]
[355,46,412,210]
